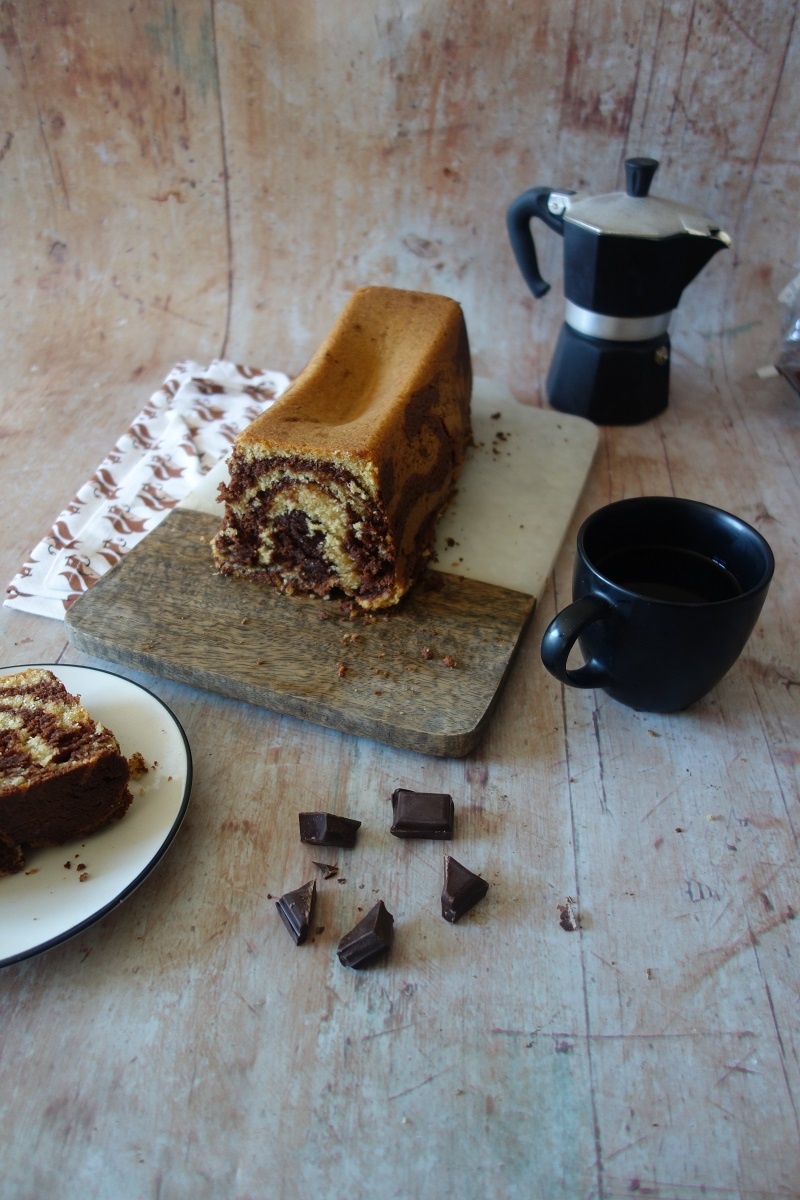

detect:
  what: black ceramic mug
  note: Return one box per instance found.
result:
[541,497,774,712]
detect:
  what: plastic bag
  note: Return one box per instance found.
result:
[777,270,800,395]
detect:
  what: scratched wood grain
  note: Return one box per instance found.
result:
[0,2,799,1198]
[64,508,536,757]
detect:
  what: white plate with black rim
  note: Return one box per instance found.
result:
[0,663,192,967]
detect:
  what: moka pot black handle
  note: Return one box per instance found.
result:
[506,187,572,299]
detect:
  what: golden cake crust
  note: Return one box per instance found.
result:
[238,286,470,457]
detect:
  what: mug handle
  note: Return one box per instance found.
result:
[541,595,613,689]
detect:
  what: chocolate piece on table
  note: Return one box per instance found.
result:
[312,860,339,879]
[337,900,394,969]
[298,811,361,848]
[390,788,454,839]
[441,855,489,923]
[276,879,317,945]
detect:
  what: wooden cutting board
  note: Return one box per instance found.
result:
[66,380,598,756]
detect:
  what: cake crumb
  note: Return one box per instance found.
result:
[337,662,348,677]
[79,872,89,883]
[442,655,458,669]
[128,751,149,778]
[558,898,579,932]
[312,861,338,879]
[421,646,434,660]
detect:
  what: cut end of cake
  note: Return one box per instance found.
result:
[211,285,472,609]
[0,668,133,875]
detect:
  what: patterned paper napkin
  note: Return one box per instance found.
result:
[4,359,290,620]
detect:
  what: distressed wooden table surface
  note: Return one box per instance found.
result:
[1,3,798,1199]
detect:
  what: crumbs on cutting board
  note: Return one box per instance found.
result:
[314,599,464,682]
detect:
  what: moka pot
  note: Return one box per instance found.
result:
[506,157,731,424]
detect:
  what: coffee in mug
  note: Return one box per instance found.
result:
[540,496,774,712]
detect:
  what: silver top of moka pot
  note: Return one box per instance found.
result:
[549,158,731,243]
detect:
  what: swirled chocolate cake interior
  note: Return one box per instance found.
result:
[0,668,133,875]
[212,286,472,609]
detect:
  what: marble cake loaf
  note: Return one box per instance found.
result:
[0,667,133,875]
[211,285,472,609]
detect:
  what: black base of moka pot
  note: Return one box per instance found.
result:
[546,323,670,425]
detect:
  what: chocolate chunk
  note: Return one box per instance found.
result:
[312,860,339,879]
[441,855,488,923]
[298,811,361,848]
[276,879,317,945]
[337,900,394,968]
[390,788,454,839]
